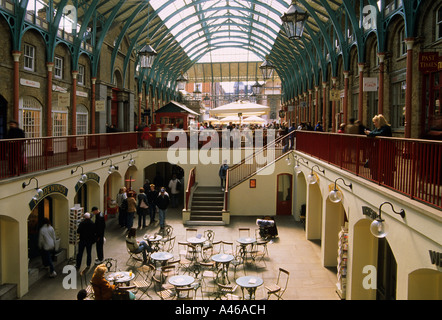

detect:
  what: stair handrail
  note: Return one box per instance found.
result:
[224,168,229,212]
[228,130,293,188]
[185,167,196,210]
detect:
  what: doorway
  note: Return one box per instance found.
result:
[28,197,53,259]
[276,173,292,215]
[0,94,7,139]
[377,238,397,300]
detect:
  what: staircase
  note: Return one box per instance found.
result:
[187,186,225,225]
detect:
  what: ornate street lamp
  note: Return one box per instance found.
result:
[138,39,157,69]
[281,0,309,40]
[260,58,274,80]
[251,81,262,95]
[176,72,188,91]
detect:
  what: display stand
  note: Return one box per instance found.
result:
[336,225,348,299]
[67,205,83,265]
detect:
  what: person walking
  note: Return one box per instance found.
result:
[76,212,96,269]
[219,161,229,191]
[38,218,57,278]
[146,184,158,225]
[168,174,181,208]
[155,187,170,230]
[92,206,106,265]
[126,191,137,232]
[137,187,149,228]
[116,187,127,228]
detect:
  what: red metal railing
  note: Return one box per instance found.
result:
[0,132,139,179]
[185,167,196,211]
[1,129,280,180]
[295,131,442,210]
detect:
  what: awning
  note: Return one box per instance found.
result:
[209,100,270,117]
[243,115,266,123]
[155,100,199,116]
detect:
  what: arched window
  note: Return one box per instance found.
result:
[437,6,442,40]
[19,96,42,138]
[398,26,407,57]
[52,105,68,137]
[76,104,88,135]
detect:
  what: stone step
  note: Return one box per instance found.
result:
[0,284,17,300]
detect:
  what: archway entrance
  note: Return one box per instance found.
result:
[276,173,292,215]
[377,238,397,300]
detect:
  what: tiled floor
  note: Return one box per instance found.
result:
[20,205,339,300]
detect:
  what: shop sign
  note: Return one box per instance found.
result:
[20,78,40,88]
[95,100,105,112]
[419,52,439,73]
[28,184,68,210]
[76,90,88,98]
[363,77,378,92]
[329,89,340,101]
[74,172,100,192]
[429,250,442,267]
[58,93,70,108]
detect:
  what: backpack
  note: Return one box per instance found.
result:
[120,198,128,211]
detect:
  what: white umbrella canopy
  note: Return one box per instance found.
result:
[205,117,220,123]
[243,115,266,123]
[209,100,270,117]
[218,115,241,123]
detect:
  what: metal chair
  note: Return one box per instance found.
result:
[152,275,175,300]
[161,235,176,253]
[221,241,234,255]
[133,264,155,300]
[238,227,250,238]
[186,228,198,239]
[104,258,118,272]
[79,268,94,300]
[175,286,195,300]
[265,268,290,300]
[216,282,240,300]
[125,240,144,267]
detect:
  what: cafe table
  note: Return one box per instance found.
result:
[211,253,234,284]
[236,237,256,262]
[106,271,135,286]
[144,234,163,252]
[151,251,173,266]
[168,275,195,287]
[235,276,263,300]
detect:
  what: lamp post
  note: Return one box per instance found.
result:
[260,58,274,80]
[281,0,309,40]
[138,39,157,69]
[176,72,188,91]
[370,202,405,238]
[328,178,353,203]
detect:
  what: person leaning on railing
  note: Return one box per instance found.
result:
[364,114,394,185]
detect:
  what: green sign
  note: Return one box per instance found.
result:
[74,172,100,192]
[28,184,69,210]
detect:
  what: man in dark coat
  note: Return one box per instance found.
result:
[155,188,170,230]
[146,184,158,225]
[76,212,96,269]
[92,206,106,264]
[6,120,25,174]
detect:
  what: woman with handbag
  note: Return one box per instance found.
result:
[137,187,149,229]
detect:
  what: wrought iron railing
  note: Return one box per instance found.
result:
[295,131,442,210]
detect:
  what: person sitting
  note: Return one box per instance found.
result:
[126,228,153,264]
[90,264,115,300]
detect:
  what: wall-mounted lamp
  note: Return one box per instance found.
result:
[22,177,44,201]
[123,153,135,167]
[102,159,118,175]
[370,202,406,238]
[328,178,353,203]
[307,165,325,185]
[71,165,87,184]
[294,156,308,174]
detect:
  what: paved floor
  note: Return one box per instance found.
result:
[20,205,339,301]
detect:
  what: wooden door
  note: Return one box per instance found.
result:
[276,173,292,215]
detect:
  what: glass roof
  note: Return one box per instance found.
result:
[149,0,291,63]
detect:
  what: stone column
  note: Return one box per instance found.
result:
[12,51,21,122]
[315,86,319,124]
[332,77,337,132]
[358,63,364,122]
[377,53,385,115]
[71,70,78,150]
[404,39,415,138]
[343,71,349,124]
[322,82,327,130]
[91,78,96,134]
[46,62,54,154]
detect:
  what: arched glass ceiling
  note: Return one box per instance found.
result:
[149,0,289,63]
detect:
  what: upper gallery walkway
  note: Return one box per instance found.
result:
[1,128,441,211]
